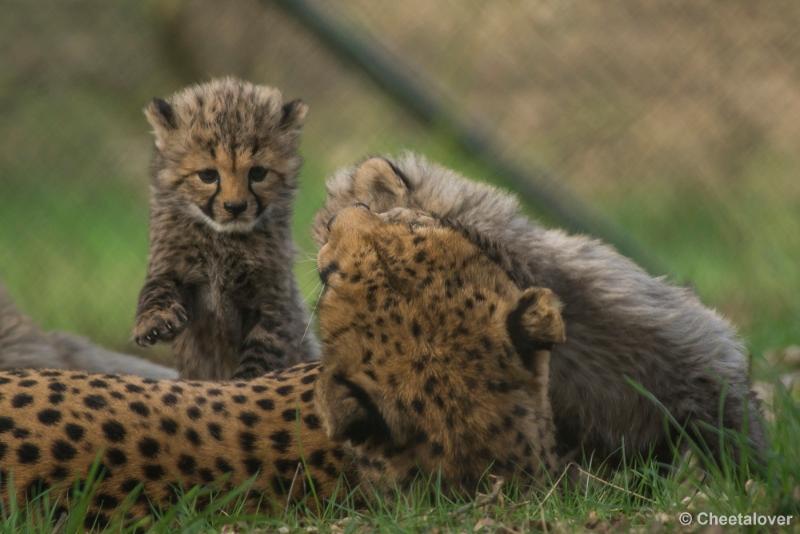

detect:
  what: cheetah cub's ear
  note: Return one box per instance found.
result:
[506,287,566,372]
[279,99,309,132]
[351,157,411,213]
[144,97,178,151]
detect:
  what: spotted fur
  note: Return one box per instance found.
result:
[0,207,565,524]
[313,154,767,468]
[134,77,318,380]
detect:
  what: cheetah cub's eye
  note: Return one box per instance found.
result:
[197,169,220,184]
[248,166,269,183]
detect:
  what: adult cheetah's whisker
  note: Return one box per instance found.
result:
[301,281,323,304]
[300,283,324,344]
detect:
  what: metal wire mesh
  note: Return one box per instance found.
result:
[1,0,797,358]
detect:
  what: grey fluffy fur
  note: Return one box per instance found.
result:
[0,284,177,379]
[313,153,767,466]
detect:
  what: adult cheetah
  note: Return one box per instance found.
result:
[0,206,566,526]
[313,154,767,469]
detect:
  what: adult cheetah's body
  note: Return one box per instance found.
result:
[0,207,567,526]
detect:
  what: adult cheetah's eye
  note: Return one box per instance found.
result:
[248,166,269,183]
[197,169,220,184]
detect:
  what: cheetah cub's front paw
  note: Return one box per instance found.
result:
[133,303,188,346]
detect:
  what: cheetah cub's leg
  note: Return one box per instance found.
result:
[233,305,302,379]
[133,273,188,346]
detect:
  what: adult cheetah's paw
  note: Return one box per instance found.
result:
[133,303,188,346]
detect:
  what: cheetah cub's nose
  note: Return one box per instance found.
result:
[224,201,248,217]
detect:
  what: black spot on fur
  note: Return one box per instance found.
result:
[37,408,62,426]
[232,395,247,404]
[161,393,178,406]
[106,448,127,466]
[178,454,196,475]
[243,457,262,475]
[160,418,178,435]
[239,411,259,427]
[138,437,160,458]
[411,320,422,337]
[11,393,33,408]
[207,422,223,441]
[281,409,298,422]
[18,379,37,387]
[185,428,201,446]
[51,440,77,461]
[270,430,291,453]
[50,465,69,481]
[276,385,293,396]
[301,389,314,403]
[83,395,107,410]
[17,442,40,463]
[48,393,64,405]
[187,406,201,420]
[95,493,119,510]
[143,464,165,480]
[49,382,67,392]
[304,414,321,430]
[0,417,14,433]
[256,398,274,411]
[129,402,150,417]
[239,431,257,453]
[102,420,126,442]
[125,384,144,393]
[199,468,214,483]
[216,457,234,473]
[89,379,108,388]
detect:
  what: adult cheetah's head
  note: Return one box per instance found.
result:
[314,205,566,492]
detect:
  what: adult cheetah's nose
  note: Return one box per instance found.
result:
[224,200,248,217]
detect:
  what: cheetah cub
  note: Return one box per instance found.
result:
[133,77,318,380]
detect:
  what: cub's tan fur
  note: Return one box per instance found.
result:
[0,207,564,526]
[134,77,317,380]
[314,153,767,468]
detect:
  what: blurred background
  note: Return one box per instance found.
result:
[1,1,797,367]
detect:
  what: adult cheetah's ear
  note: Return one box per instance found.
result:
[279,99,308,131]
[144,98,178,151]
[506,287,566,371]
[351,157,411,212]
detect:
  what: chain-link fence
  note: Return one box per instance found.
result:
[1,0,798,361]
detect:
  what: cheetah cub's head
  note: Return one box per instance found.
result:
[315,205,566,492]
[145,77,307,232]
